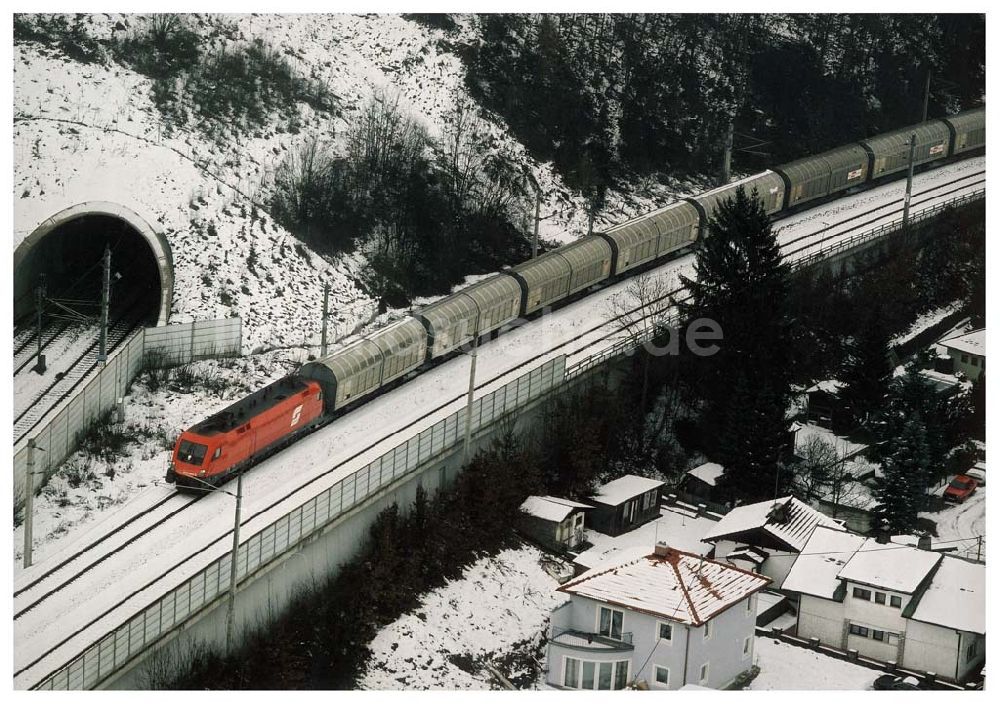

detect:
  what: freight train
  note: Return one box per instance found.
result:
[167,107,985,489]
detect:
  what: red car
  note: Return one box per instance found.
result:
[943,474,978,503]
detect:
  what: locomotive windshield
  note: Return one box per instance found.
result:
[177,439,209,465]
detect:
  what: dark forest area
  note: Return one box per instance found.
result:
[464,13,985,203]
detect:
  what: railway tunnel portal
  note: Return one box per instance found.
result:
[14,202,174,331]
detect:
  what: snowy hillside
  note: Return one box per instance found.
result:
[13,13,685,352]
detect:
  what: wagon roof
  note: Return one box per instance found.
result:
[415,292,479,329]
[861,119,950,150]
[944,107,985,133]
[777,143,869,179]
[309,337,383,382]
[461,273,522,309]
[367,317,426,356]
[510,250,572,284]
[605,201,699,246]
[693,171,784,214]
[551,234,612,269]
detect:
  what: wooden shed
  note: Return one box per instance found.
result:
[518,496,593,552]
[583,475,664,537]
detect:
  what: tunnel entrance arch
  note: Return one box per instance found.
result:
[14,202,174,327]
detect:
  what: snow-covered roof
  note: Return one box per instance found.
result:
[519,495,592,523]
[688,462,724,486]
[792,422,867,461]
[781,525,865,600]
[559,547,769,627]
[805,380,844,395]
[908,556,985,634]
[939,328,985,358]
[966,461,986,482]
[588,475,663,507]
[838,538,941,593]
[702,497,845,551]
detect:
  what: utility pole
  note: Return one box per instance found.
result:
[225,471,244,654]
[722,121,734,185]
[902,133,917,229]
[320,282,330,357]
[34,276,46,374]
[97,244,111,365]
[462,342,478,466]
[532,188,541,259]
[922,69,931,123]
[23,439,38,569]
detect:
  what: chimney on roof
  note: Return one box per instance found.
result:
[875,518,891,545]
[917,534,932,551]
[654,542,671,557]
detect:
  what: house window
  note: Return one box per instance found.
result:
[852,587,872,601]
[563,657,629,690]
[966,639,978,662]
[971,357,979,367]
[873,630,885,642]
[564,657,579,688]
[653,665,670,688]
[746,597,753,617]
[703,620,713,641]
[599,606,624,640]
[642,489,657,510]
[849,624,870,638]
[887,633,900,646]
[962,354,969,363]
[874,592,886,605]
[699,662,710,685]
[890,595,902,608]
[743,636,752,658]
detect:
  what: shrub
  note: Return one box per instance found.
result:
[14,14,106,64]
[111,14,201,79]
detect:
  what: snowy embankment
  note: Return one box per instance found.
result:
[359,546,567,690]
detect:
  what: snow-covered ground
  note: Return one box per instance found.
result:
[926,489,986,561]
[12,155,987,689]
[749,637,881,690]
[358,545,567,690]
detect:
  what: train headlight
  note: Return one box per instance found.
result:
[199,470,206,476]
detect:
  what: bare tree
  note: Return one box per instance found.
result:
[791,435,866,517]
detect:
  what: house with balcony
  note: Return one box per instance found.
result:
[518,495,593,552]
[583,475,664,537]
[701,496,846,588]
[781,526,986,682]
[545,545,769,690]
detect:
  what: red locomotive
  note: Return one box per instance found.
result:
[167,375,325,489]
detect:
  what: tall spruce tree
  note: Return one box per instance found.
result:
[677,185,794,501]
[836,305,894,429]
[873,417,930,534]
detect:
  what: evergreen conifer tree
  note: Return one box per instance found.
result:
[873,417,930,534]
[836,306,894,428]
[677,185,794,501]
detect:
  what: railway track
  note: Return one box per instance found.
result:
[13,164,985,688]
[13,300,148,446]
[13,320,74,377]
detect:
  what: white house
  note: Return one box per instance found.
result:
[546,545,769,690]
[939,328,985,382]
[782,526,986,682]
[701,496,846,588]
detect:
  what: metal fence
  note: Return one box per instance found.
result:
[787,189,985,272]
[13,318,242,498]
[30,355,565,690]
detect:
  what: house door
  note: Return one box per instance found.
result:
[621,499,637,528]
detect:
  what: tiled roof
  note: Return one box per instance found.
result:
[557,546,769,626]
[702,497,845,551]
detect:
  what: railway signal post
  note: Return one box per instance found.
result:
[225,471,245,654]
[98,244,111,365]
[902,133,917,228]
[34,277,46,374]
[462,342,478,466]
[321,282,330,357]
[23,439,41,569]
